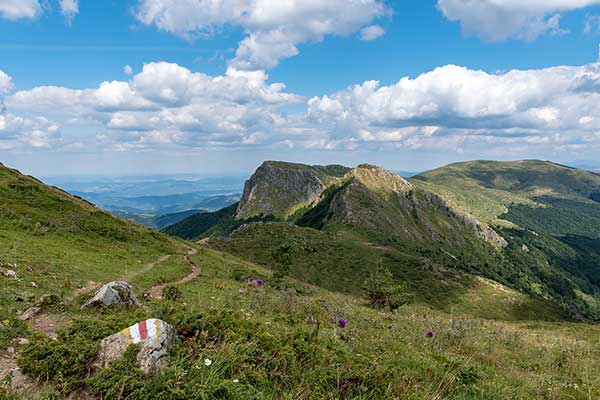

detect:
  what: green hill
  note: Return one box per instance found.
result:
[413,160,600,231]
[0,162,188,309]
[413,160,600,318]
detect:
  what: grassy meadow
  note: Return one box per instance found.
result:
[2,245,599,399]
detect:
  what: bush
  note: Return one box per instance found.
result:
[162,286,183,301]
[271,244,296,283]
[363,264,413,310]
[17,320,114,395]
[0,312,29,351]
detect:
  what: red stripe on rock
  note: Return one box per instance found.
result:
[139,320,148,340]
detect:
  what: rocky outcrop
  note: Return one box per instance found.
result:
[94,319,177,375]
[457,213,508,248]
[235,161,349,220]
[83,281,141,308]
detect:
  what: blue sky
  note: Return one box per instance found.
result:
[2,0,600,176]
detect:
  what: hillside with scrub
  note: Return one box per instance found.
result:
[0,160,599,399]
[170,160,600,321]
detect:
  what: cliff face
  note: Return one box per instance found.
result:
[235,161,350,220]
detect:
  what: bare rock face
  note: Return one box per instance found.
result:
[235,161,349,220]
[83,281,140,308]
[94,319,177,375]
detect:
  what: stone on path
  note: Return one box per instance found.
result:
[94,319,176,376]
[83,281,141,308]
[19,306,41,321]
[14,338,30,346]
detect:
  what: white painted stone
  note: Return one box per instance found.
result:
[94,319,177,375]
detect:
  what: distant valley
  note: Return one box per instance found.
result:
[41,174,243,228]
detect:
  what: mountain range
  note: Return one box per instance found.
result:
[1,159,600,399]
[166,160,600,320]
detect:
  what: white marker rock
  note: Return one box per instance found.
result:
[94,319,177,375]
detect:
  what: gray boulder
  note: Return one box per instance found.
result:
[19,306,41,321]
[94,319,177,375]
[83,281,140,308]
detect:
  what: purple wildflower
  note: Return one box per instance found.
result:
[426,331,434,338]
[338,318,347,329]
[256,279,264,286]
[388,325,393,331]
[307,316,317,325]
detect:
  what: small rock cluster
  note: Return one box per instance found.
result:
[84,282,177,375]
[0,266,17,278]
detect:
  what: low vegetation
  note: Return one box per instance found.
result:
[7,247,600,399]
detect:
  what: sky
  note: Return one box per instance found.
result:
[2,0,600,176]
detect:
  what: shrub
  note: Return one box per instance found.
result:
[17,320,114,395]
[363,264,413,310]
[0,312,29,351]
[162,286,183,302]
[271,244,296,283]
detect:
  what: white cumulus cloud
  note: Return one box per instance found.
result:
[0,0,78,23]
[134,0,388,70]
[308,62,600,153]
[59,0,79,25]
[0,70,13,94]
[0,0,41,20]
[5,62,304,150]
[360,25,385,41]
[438,0,600,41]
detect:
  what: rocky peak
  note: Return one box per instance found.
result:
[348,164,413,195]
[235,161,350,220]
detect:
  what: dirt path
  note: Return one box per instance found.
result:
[1,253,177,395]
[148,247,200,299]
[122,254,172,282]
[1,249,200,396]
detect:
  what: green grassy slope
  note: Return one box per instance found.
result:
[413,160,600,229]
[1,161,599,399]
[413,160,600,319]
[8,245,600,399]
[211,222,565,322]
[0,162,187,311]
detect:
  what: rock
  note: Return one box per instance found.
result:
[19,306,41,321]
[235,161,350,219]
[6,346,15,355]
[1,269,17,278]
[31,282,37,288]
[83,281,141,308]
[14,338,29,346]
[94,319,177,375]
